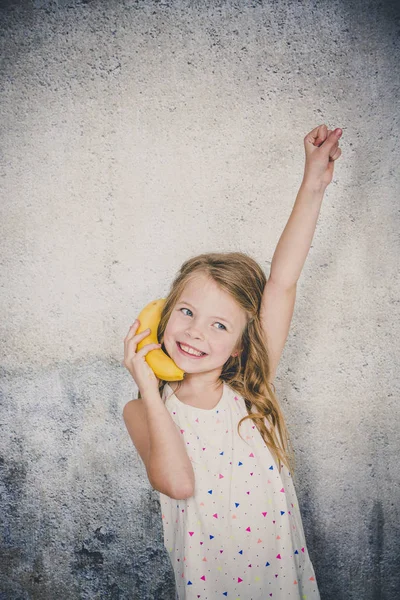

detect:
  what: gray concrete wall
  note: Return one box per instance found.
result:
[1,0,399,598]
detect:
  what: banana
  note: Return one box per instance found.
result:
[136,298,185,382]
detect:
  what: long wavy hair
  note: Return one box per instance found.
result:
[143,252,295,474]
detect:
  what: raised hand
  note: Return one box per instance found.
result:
[303,124,343,190]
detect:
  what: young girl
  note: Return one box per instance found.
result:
[123,124,343,599]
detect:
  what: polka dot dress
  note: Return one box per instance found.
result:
[159,381,320,600]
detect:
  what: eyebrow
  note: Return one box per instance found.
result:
[177,301,233,327]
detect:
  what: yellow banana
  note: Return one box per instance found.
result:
[136,298,185,382]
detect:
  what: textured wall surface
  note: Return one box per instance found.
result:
[1,0,399,598]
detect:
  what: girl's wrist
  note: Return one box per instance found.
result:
[300,177,328,195]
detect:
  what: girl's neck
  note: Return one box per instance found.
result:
[170,372,223,399]
[169,377,224,410]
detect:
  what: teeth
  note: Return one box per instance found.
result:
[180,343,204,356]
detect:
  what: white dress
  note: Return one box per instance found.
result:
[159,381,320,600]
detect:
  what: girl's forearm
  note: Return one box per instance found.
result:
[269,180,326,288]
[142,389,195,499]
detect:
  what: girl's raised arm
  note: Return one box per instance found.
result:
[259,125,343,380]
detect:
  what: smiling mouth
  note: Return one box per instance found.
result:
[177,342,207,357]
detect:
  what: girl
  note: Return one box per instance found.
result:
[123,124,343,599]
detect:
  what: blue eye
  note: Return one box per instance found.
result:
[179,308,226,330]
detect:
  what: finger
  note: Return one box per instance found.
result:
[319,129,342,155]
[124,329,153,356]
[133,328,152,341]
[124,321,139,344]
[316,126,330,146]
[318,129,334,147]
[124,328,152,361]
[125,324,150,344]
[126,320,140,336]
[305,123,328,146]
[305,125,342,151]
[135,343,162,359]
[330,147,342,161]
[328,137,340,155]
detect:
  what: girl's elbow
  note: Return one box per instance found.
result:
[149,475,194,500]
[168,481,194,500]
[177,484,194,500]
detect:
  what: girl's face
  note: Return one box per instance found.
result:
[163,274,248,375]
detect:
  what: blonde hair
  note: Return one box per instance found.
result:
[147,251,295,474]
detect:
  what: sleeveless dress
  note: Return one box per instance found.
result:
[159,381,320,600]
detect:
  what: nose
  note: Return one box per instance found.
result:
[185,321,205,340]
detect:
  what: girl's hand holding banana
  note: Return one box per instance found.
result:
[123,320,162,397]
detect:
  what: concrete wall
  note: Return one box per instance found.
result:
[1,0,399,598]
